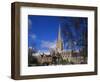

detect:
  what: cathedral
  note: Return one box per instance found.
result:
[54,24,72,63]
[54,24,85,64]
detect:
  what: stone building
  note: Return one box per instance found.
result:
[53,24,84,64]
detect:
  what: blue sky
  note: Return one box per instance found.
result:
[28,15,87,52]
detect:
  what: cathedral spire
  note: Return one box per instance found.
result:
[56,24,63,51]
[58,24,61,41]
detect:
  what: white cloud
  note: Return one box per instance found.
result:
[41,40,56,49]
[28,19,32,29]
[31,34,36,40]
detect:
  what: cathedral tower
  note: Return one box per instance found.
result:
[56,24,63,52]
